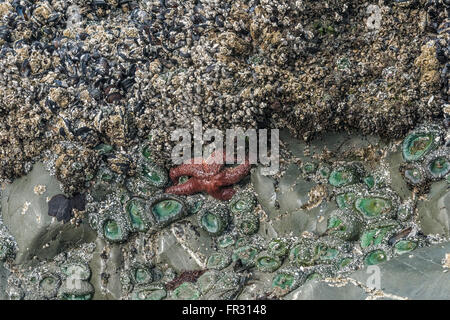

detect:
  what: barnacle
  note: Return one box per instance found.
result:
[0,237,16,261]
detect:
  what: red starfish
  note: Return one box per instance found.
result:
[165,151,250,200]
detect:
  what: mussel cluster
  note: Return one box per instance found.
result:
[0,0,447,194]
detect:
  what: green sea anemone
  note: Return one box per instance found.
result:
[329,165,361,188]
[364,249,388,265]
[256,251,282,273]
[360,220,400,249]
[354,197,392,219]
[207,252,232,270]
[148,194,187,229]
[229,191,257,215]
[326,210,362,241]
[394,239,418,254]
[172,282,201,300]
[402,129,439,162]
[139,162,168,188]
[125,198,150,232]
[198,205,229,236]
[425,150,450,180]
[131,285,166,300]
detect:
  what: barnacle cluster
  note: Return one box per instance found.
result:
[0,0,446,192]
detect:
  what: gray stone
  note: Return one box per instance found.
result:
[251,166,278,217]
[89,238,122,300]
[418,181,450,236]
[286,279,368,300]
[350,242,450,299]
[1,162,96,265]
[155,229,204,271]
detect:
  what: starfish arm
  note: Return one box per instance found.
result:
[219,159,251,186]
[169,156,225,181]
[165,178,203,196]
[209,187,236,201]
[169,164,206,183]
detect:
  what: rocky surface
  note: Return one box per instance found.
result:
[0,0,448,301]
[418,181,450,236]
[1,162,96,265]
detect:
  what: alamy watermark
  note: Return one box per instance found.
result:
[170,117,280,175]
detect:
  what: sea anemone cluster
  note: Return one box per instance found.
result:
[4,244,95,300]
[0,0,446,194]
[400,123,449,192]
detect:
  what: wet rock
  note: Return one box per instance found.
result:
[418,181,450,236]
[349,242,450,299]
[155,229,205,272]
[277,164,312,214]
[89,238,122,300]
[251,166,278,217]
[0,162,96,265]
[286,280,368,300]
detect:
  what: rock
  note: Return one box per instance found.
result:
[89,238,122,300]
[251,166,278,217]
[349,242,450,299]
[156,228,205,272]
[286,279,368,300]
[277,164,312,214]
[0,162,96,265]
[252,161,336,237]
[418,181,450,236]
